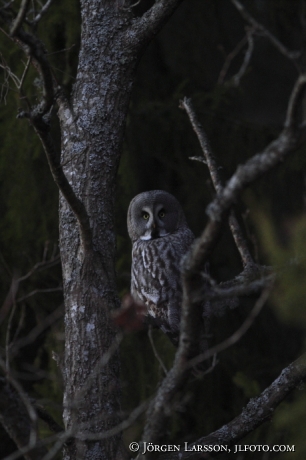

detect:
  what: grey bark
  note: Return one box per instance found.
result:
[58,5,136,459]
[57,2,185,459]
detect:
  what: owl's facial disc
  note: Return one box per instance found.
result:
[139,206,169,241]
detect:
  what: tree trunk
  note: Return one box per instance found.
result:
[58,3,137,459]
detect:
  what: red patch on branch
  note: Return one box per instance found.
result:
[112,293,147,332]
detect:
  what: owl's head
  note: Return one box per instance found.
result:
[127,190,188,242]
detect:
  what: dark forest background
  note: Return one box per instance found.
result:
[0,0,306,458]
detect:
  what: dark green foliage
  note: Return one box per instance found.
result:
[0,1,80,453]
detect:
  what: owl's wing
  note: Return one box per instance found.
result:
[131,234,191,335]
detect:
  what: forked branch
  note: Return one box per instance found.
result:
[231,0,301,61]
[180,97,255,268]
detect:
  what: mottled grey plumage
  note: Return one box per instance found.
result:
[127,190,194,344]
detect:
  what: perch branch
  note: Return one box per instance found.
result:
[140,248,207,453]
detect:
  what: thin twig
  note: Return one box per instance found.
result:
[122,0,141,10]
[0,273,20,325]
[46,44,75,56]
[18,254,60,282]
[11,303,26,344]
[189,287,271,370]
[180,97,254,267]
[148,326,168,375]
[218,33,248,84]
[34,404,63,434]
[0,357,38,448]
[16,286,62,303]
[231,0,301,60]
[285,73,306,129]
[10,304,63,356]
[32,0,54,24]
[10,0,31,36]
[19,56,31,91]
[2,431,71,460]
[5,300,17,373]
[232,25,255,86]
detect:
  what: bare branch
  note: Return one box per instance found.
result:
[32,0,54,25]
[208,273,274,302]
[34,404,63,434]
[18,254,60,282]
[139,283,271,452]
[0,10,93,251]
[2,431,71,460]
[180,97,254,268]
[127,0,185,50]
[0,377,48,460]
[10,304,63,357]
[19,56,31,91]
[121,0,141,10]
[140,256,206,450]
[16,286,62,303]
[0,272,20,325]
[232,25,254,86]
[141,73,306,453]
[218,33,248,84]
[148,326,168,375]
[189,287,271,370]
[10,0,30,36]
[285,74,306,128]
[231,0,301,60]
[12,27,55,116]
[32,127,93,251]
[5,299,17,372]
[11,303,26,345]
[159,351,306,459]
[0,359,39,453]
[188,73,306,276]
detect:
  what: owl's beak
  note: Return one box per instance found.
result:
[151,222,159,239]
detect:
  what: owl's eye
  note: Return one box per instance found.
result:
[158,209,165,218]
[142,211,150,220]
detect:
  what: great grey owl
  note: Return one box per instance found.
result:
[127,190,195,345]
